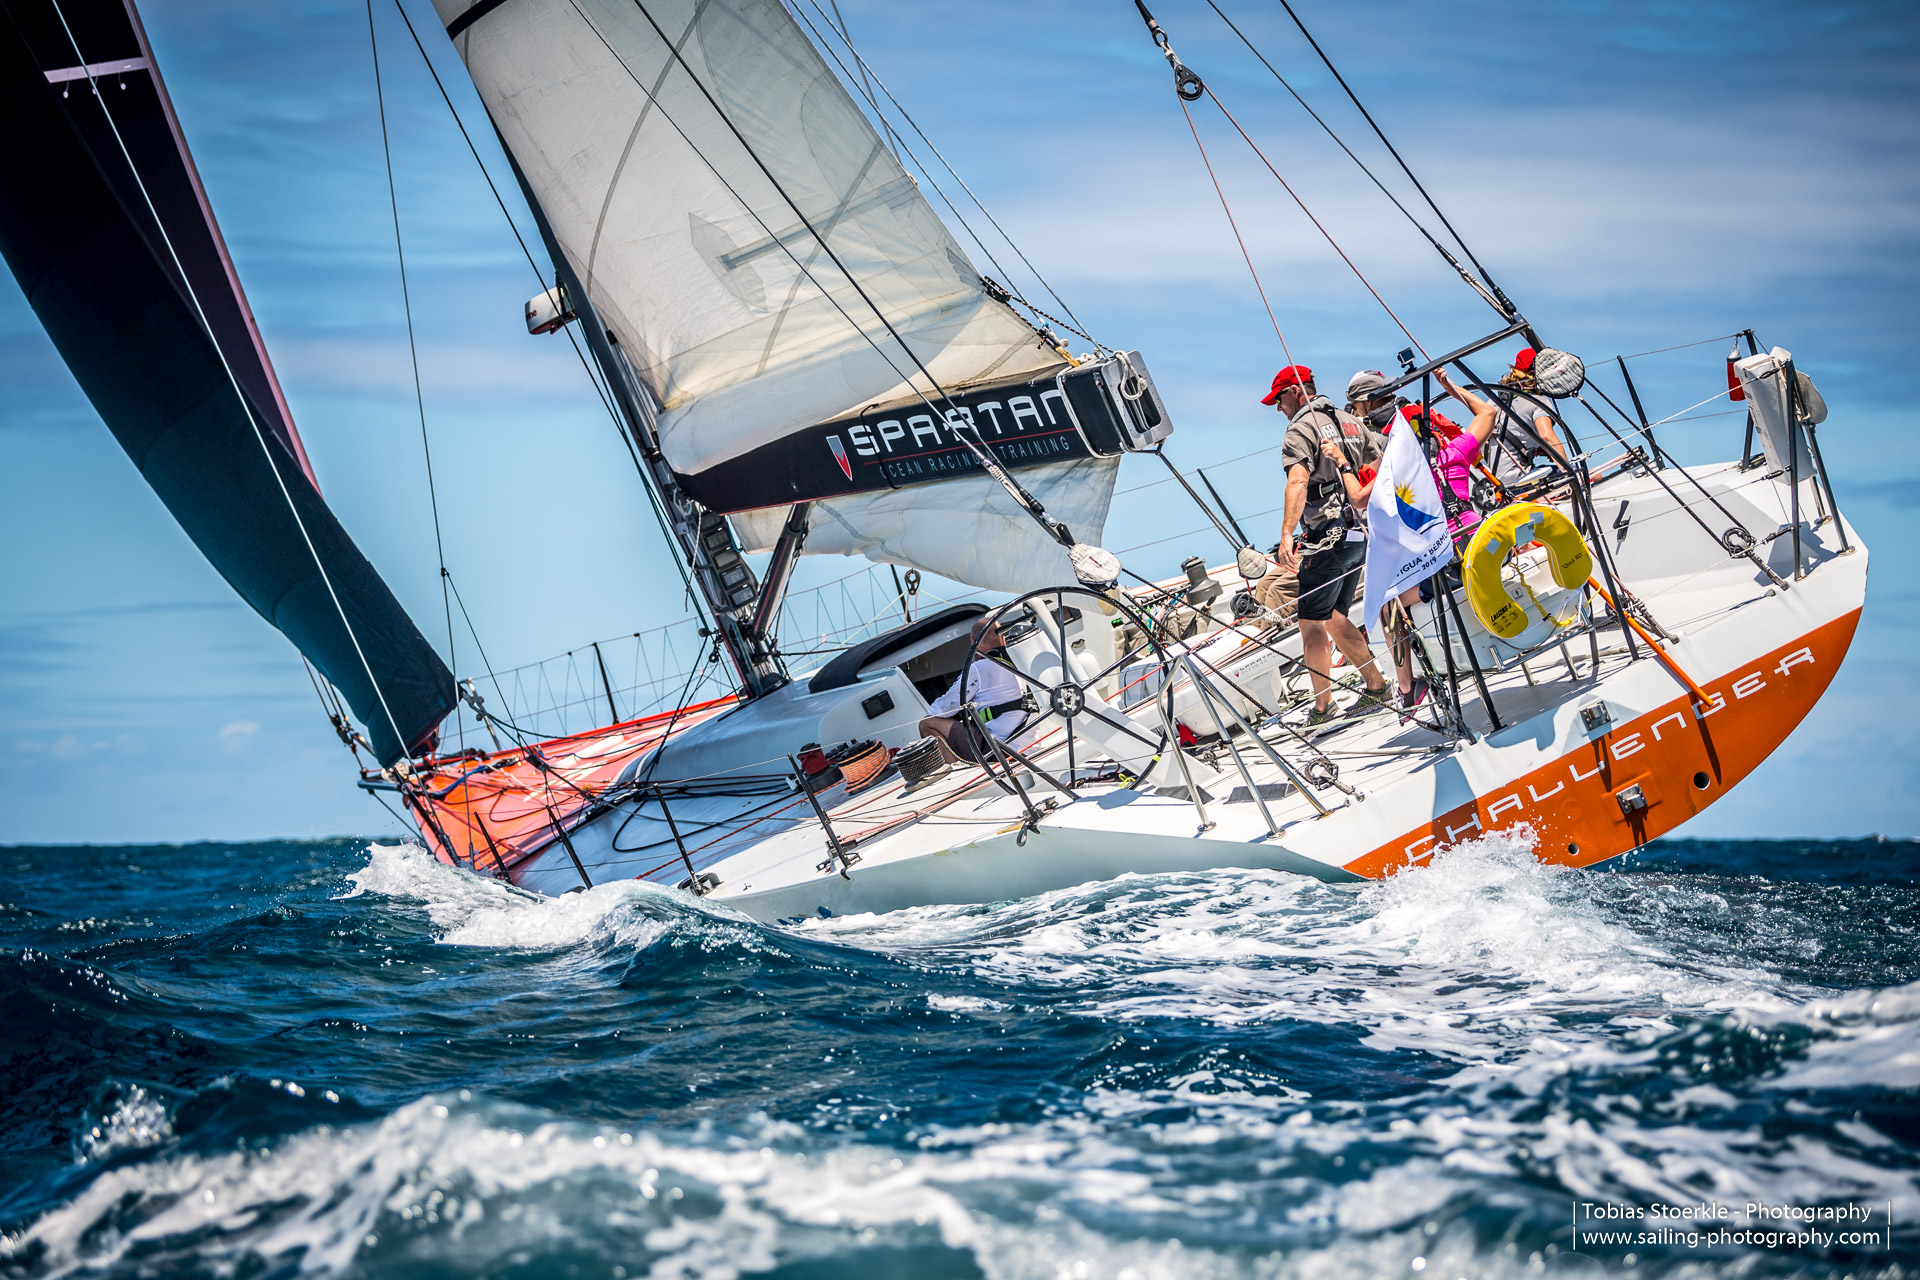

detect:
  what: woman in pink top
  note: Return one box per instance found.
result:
[1424,368,1500,533]
[1325,367,1498,714]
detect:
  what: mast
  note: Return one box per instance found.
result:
[434,0,1143,686]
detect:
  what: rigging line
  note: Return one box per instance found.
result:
[1201,0,1500,317]
[1115,441,1283,496]
[443,569,510,712]
[1205,88,1425,357]
[577,0,1077,547]
[369,0,460,752]
[790,0,1093,341]
[1178,96,1294,369]
[386,0,708,627]
[616,0,1060,528]
[785,3,1024,321]
[388,0,545,286]
[824,0,899,164]
[367,787,420,836]
[1612,332,1741,362]
[42,0,411,757]
[566,324,707,611]
[1268,0,1517,319]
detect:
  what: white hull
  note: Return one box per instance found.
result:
[506,460,1864,921]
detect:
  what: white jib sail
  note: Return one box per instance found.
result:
[438,0,1115,590]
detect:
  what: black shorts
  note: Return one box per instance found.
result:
[938,716,1001,764]
[1296,536,1366,623]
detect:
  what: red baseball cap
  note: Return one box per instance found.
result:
[1512,347,1538,373]
[1261,364,1314,405]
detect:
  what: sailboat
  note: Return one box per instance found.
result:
[2,0,1865,920]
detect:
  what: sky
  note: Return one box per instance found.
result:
[2,0,1916,843]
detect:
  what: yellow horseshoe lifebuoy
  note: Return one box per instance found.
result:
[1462,503,1594,639]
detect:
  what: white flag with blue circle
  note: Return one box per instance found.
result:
[1360,423,1453,631]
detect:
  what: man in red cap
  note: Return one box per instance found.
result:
[1487,346,1568,480]
[1267,365,1391,727]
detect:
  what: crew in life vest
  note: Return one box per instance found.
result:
[1267,364,1393,728]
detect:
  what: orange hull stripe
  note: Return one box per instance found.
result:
[1343,608,1862,878]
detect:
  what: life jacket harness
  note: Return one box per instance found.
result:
[1296,399,1369,553]
[971,650,1035,724]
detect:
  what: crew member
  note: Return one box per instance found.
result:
[1345,368,1401,431]
[1329,367,1500,714]
[1268,364,1392,727]
[919,617,1028,763]
[1488,347,1569,480]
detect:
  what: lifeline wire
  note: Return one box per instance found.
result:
[368,0,460,748]
[42,0,411,757]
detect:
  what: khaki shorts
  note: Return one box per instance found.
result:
[1253,564,1298,625]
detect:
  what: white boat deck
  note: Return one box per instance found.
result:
[516,459,1863,919]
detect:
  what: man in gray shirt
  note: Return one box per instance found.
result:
[1267,364,1391,726]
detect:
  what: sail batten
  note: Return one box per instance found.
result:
[438,0,1123,590]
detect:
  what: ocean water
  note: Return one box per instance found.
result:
[0,834,1914,1279]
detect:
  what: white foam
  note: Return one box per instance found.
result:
[339,842,726,953]
[76,1084,171,1161]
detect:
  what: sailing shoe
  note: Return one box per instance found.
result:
[1303,703,1341,732]
[1399,678,1430,721]
[1346,684,1394,717]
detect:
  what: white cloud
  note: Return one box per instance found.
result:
[218,721,260,748]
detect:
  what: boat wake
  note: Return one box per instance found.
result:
[1,835,1914,1277]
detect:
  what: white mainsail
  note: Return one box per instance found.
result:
[437,0,1116,590]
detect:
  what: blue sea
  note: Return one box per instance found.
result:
[1,833,1914,1278]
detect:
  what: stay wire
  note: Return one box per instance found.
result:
[1178,95,1294,369]
[1205,87,1426,358]
[387,0,545,285]
[618,0,1058,530]
[387,0,707,623]
[793,0,1092,339]
[41,0,412,759]
[1269,0,1517,319]
[1201,0,1501,317]
[786,2,1035,339]
[368,0,460,749]
[570,0,1075,546]
[825,0,898,163]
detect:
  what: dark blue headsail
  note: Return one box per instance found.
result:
[0,0,455,764]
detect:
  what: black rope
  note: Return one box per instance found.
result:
[789,0,1096,344]
[576,0,1077,548]
[1267,0,1518,320]
[1201,0,1502,318]
[388,0,712,633]
[368,0,459,746]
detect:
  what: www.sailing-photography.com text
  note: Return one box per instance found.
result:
[1574,1200,1893,1254]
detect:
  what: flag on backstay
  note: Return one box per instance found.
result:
[1360,422,1453,631]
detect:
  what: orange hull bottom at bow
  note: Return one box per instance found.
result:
[1342,607,1862,879]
